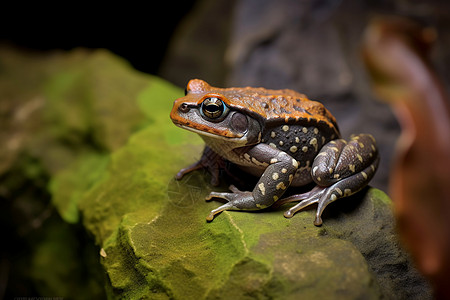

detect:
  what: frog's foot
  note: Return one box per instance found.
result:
[282,134,379,226]
[272,185,323,209]
[205,185,255,221]
[282,185,330,226]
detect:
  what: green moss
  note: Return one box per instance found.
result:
[50,153,109,223]
[367,187,393,207]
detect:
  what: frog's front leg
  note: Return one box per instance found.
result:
[205,143,298,221]
[282,134,379,226]
[175,146,226,186]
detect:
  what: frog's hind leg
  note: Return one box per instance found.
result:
[283,156,379,225]
[282,134,380,226]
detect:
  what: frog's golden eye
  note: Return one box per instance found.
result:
[201,97,228,119]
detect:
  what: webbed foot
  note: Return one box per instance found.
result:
[281,186,329,226]
[205,185,255,221]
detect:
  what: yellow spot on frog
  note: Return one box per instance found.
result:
[281,168,287,173]
[349,164,356,173]
[282,125,289,131]
[290,146,298,153]
[276,182,286,190]
[302,127,308,133]
[302,146,308,152]
[272,173,279,180]
[357,154,363,163]
[258,183,266,195]
[252,157,268,167]
[310,138,318,152]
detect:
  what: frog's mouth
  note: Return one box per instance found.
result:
[173,122,246,141]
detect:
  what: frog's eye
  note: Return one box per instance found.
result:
[201,97,228,120]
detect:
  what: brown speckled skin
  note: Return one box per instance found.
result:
[171,79,339,138]
[170,79,379,225]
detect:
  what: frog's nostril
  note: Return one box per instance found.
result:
[179,103,190,113]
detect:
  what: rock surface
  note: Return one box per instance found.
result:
[1,46,431,299]
[76,127,430,299]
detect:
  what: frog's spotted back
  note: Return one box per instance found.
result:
[186,79,339,136]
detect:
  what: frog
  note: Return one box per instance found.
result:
[170,79,379,225]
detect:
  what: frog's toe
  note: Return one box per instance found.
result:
[284,197,319,218]
[205,185,247,202]
[206,202,235,222]
[313,216,323,226]
[205,191,234,202]
[228,185,242,193]
[283,194,327,226]
[281,186,337,226]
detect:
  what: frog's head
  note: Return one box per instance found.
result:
[170,79,262,146]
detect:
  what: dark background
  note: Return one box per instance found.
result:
[0,2,197,75]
